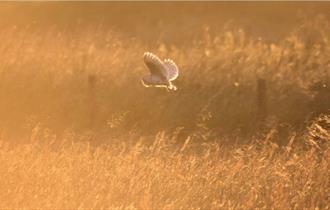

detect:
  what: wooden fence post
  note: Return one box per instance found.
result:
[257,78,267,123]
[88,74,97,129]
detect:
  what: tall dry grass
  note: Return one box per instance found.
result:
[0,15,329,139]
[0,114,329,209]
[0,13,329,209]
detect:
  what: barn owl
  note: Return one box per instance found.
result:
[141,52,179,91]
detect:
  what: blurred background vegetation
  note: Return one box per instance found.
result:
[0,3,329,208]
[0,2,329,143]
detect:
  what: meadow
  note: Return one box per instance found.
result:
[0,5,329,209]
[0,115,329,209]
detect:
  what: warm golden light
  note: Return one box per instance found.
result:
[0,2,329,209]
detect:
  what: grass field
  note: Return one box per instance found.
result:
[0,14,329,138]
[0,3,329,209]
[0,114,329,209]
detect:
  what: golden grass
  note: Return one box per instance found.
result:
[0,15,329,137]
[0,115,329,209]
[0,13,329,209]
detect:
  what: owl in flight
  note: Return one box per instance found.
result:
[141,52,179,91]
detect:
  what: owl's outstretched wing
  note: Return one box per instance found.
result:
[141,75,167,87]
[164,59,179,81]
[143,52,167,78]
